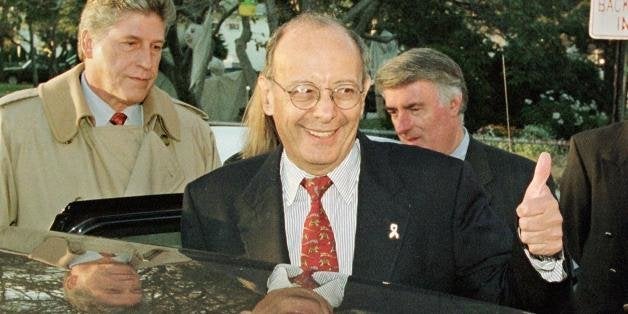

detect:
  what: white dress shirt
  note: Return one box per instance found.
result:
[281,140,361,275]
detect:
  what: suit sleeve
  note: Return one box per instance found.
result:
[453,162,571,312]
[451,162,512,303]
[180,174,246,256]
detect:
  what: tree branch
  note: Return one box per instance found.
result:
[342,0,375,24]
[212,4,238,37]
[352,0,380,36]
[235,16,257,91]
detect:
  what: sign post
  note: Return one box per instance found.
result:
[590,0,628,120]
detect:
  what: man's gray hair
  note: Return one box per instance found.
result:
[375,47,468,114]
[78,0,176,60]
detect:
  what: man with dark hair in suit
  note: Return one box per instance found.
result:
[181,13,569,312]
[375,47,543,236]
[561,121,627,313]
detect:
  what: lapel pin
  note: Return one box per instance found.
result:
[389,223,400,240]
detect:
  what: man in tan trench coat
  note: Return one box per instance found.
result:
[0,0,221,230]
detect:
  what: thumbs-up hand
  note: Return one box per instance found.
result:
[516,152,563,256]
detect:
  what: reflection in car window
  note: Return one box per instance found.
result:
[0,251,264,312]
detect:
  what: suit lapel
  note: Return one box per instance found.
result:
[465,139,494,204]
[465,139,493,186]
[352,135,410,281]
[234,148,290,264]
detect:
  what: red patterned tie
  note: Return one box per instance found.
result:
[292,176,337,288]
[109,112,127,125]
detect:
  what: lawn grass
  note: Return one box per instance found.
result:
[0,83,32,98]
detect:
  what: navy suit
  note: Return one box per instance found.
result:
[182,133,569,311]
[465,138,537,234]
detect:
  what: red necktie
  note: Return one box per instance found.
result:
[109,112,127,125]
[292,176,337,288]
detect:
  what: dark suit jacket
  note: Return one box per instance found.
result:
[465,138,536,234]
[182,133,569,311]
[561,122,628,313]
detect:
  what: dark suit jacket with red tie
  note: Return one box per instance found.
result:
[181,133,570,312]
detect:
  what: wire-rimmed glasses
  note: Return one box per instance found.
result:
[268,77,364,110]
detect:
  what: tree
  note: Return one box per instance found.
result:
[0,2,22,80]
[161,0,235,106]
[0,0,80,84]
[368,0,609,134]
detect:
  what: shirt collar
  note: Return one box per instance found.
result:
[281,139,361,206]
[450,127,470,160]
[80,73,143,126]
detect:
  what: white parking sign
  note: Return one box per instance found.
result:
[590,0,628,39]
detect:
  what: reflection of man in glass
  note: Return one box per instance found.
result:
[63,252,142,311]
[26,236,144,312]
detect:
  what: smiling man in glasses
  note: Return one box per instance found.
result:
[181,13,570,312]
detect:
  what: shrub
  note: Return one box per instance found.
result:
[521,90,608,139]
[519,124,554,141]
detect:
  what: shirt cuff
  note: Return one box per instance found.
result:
[266,264,348,308]
[523,249,567,282]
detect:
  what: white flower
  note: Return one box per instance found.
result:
[524,99,532,105]
[552,112,561,119]
[557,119,564,125]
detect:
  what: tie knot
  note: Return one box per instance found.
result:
[109,112,127,125]
[300,176,333,200]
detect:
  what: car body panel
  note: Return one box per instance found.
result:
[0,226,526,313]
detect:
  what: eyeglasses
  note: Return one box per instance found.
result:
[268,77,364,110]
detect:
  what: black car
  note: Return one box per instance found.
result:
[1,223,526,313]
[2,54,76,85]
[2,59,51,85]
[0,128,522,312]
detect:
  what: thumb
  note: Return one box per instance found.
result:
[525,152,552,198]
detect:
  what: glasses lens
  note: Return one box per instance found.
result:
[333,85,361,109]
[288,84,319,109]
